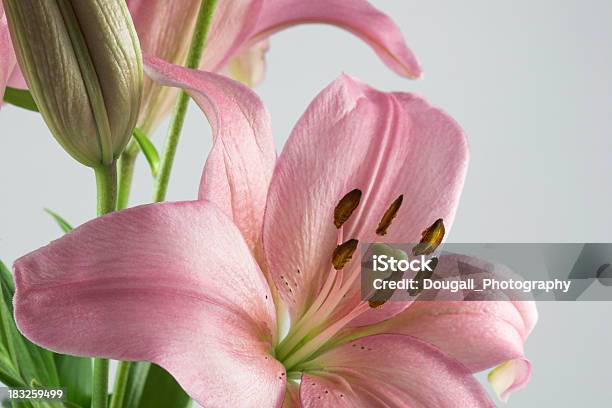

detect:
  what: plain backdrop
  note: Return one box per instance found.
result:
[1,1,611,406]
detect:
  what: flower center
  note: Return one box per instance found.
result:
[274,188,445,373]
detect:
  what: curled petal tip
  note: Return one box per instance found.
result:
[241,0,422,79]
[488,358,532,402]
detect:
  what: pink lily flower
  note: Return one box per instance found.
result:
[128,0,422,133]
[13,57,536,407]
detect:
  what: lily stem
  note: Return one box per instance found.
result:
[152,0,218,203]
[92,163,118,408]
[109,361,130,408]
[95,163,117,216]
[116,141,139,210]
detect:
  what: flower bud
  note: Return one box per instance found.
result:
[3,0,143,167]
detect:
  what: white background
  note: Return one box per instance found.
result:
[1,1,611,406]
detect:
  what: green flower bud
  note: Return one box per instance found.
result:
[3,0,143,167]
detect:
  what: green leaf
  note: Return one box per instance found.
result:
[3,87,39,112]
[43,210,73,233]
[132,129,160,177]
[123,363,190,408]
[0,261,14,296]
[54,354,91,408]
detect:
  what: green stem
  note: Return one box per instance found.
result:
[152,0,218,203]
[92,359,109,408]
[92,163,117,408]
[94,164,117,216]
[116,141,139,210]
[109,361,131,408]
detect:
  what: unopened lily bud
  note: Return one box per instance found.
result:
[3,0,142,167]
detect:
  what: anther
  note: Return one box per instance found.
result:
[334,189,362,228]
[332,239,359,270]
[412,218,445,256]
[376,195,403,236]
[368,264,404,308]
[368,299,386,308]
[408,257,439,297]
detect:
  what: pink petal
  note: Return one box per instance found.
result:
[263,75,468,323]
[0,3,16,102]
[127,0,202,133]
[488,358,532,402]
[377,301,536,372]
[6,65,25,89]
[300,334,494,407]
[128,0,201,60]
[358,255,538,375]
[144,56,276,261]
[14,201,284,407]
[207,0,422,79]
[203,1,263,72]
[222,39,270,88]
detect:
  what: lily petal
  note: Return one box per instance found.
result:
[208,0,422,79]
[358,255,537,374]
[0,2,16,102]
[488,358,532,402]
[300,334,494,407]
[223,39,270,88]
[127,0,201,133]
[6,65,25,89]
[376,300,536,372]
[144,56,276,261]
[14,201,284,408]
[263,75,468,323]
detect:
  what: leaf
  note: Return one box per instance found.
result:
[132,129,160,177]
[54,354,91,408]
[122,363,191,408]
[43,210,73,233]
[3,87,39,112]
[0,261,14,296]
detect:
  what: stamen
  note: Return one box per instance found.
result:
[408,257,439,297]
[412,218,445,256]
[332,239,359,270]
[283,302,370,371]
[334,189,362,228]
[368,299,386,308]
[376,195,404,236]
[368,263,405,308]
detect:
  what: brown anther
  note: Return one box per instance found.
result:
[332,239,359,270]
[408,257,439,297]
[376,195,404,236]
[412,218,445,256]
[334,189,362,228]
[368,299,386,308]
